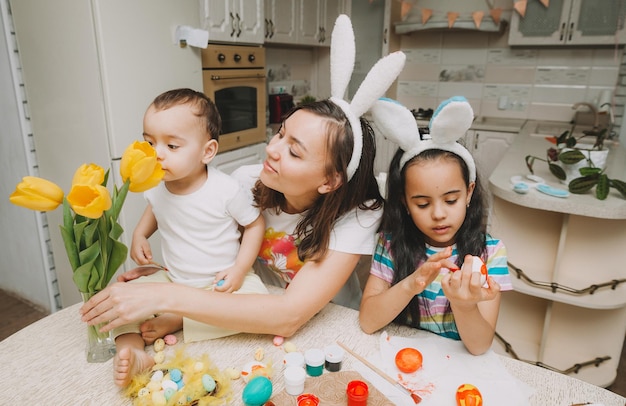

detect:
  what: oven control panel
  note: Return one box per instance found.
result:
[201,44,265,69]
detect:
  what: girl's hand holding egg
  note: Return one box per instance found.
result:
[470,256,488,287]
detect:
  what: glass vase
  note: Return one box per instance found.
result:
[81,291,116,363]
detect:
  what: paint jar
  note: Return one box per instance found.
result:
[284,366,306,396]
[296,393,319,406]
[324,344,344,372]
[303,348,324,377]
[283,351,305,369]
[346,380,369,406]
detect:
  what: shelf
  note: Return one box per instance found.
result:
[495,291,626,388]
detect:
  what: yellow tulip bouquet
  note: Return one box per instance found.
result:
[10,141,164,362]
[10,141,164,294]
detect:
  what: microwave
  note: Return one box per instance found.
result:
[201,44,267,153]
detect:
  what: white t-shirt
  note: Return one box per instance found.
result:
[232,164,382,309]
[145,166,260,288]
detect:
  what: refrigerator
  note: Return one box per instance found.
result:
[10,0,203,306]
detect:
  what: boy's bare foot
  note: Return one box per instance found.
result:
[140,313,183,345]
[113,347,155,387]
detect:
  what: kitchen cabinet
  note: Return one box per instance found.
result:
[264,0,347,46]
[508,0,626,46]
[200,0,265,44]
[10,0,203,306]
[488,131,626,387]
[465,130,517,181]
[264,0,297,43]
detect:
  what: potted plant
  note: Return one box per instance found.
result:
[525,128,626,200]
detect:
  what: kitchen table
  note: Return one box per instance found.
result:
[1,287,624,405]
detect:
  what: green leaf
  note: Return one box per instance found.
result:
[73,260,98,293]
[548,163,566,180]
[565,137,577,148]
[60,224,80,271]
[107,179,129,222]
[559,150,586,164]
[556,130,570,145]
[596,174,609,200]
[610,179,626,198]
[568,175,599,194]
[579,167,602,176]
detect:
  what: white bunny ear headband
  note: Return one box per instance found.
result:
[329,15,406,181]
[370,96,477,182]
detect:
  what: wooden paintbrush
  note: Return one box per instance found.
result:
[336,341,422,404]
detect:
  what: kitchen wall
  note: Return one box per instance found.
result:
[395,29,623,129]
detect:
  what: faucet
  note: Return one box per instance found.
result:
[571,102,599,129]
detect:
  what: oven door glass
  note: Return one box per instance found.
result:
[215,86,258,134]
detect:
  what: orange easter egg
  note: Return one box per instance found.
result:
[456,383,483,406]
[394,347,423,373]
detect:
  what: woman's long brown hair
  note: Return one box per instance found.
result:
[253,100,383,262]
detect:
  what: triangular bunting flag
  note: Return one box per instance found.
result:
[421,8,433,25]
[514,0,528,17]
[447,12,459,28]
[401,1,412,21]
[472,11,484,29]
[540,0,549,6]
[490,8,503,24]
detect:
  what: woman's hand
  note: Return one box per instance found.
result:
[80,282,165,332]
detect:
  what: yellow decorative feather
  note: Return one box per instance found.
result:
[125,347,233,406]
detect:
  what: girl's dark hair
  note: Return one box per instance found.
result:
[152,88,222,141]
[380,148,487,328]
[253,100,383,262]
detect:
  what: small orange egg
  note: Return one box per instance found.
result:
[394,347,423,373]
[456,383,483,406]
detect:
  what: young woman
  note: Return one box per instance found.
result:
[359,97,512,355]
[80,14,407,386]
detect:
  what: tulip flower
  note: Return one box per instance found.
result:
[67,184,112,219]
[72,163,106,186]
[9,176,64,211]
[120,141,164,192]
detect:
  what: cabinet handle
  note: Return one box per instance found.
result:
[264,18,269,38]
[568,22,574,41]
[474,132,479,150]
[230,12,236,37]
[559,22,565,41]
[236,13,241,37]
[383,27,388,44]
[269,19,274,39]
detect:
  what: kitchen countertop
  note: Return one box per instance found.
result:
[489,120,626,219]
[471,116,527,133]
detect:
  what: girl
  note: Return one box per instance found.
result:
[359,97,512,355]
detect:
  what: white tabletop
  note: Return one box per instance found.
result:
[1,291,624,406]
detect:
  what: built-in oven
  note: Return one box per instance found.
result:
[201,44,267,153]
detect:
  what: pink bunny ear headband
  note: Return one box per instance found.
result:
[329,15,406,181]
[369,96,477,182]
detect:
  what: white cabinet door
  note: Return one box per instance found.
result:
[201,0,264,44]
[509,0,626,46]
[297,0,323,45]
[467,131,517,181]
[264,0,297,44]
